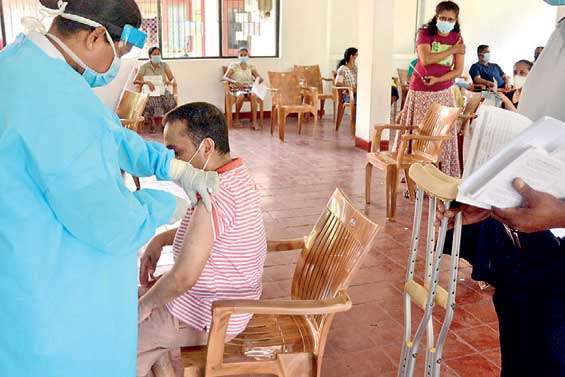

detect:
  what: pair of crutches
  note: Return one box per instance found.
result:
[398,163,463,377]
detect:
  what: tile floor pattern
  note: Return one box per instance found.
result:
[134,115,501,377]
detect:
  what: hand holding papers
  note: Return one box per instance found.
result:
[143,75,166,97]
[251,77,267,100]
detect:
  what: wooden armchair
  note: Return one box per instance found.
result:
[365,103,462,220]
[333,70,356,135]
[457,92,484,172]
[268,71,319,142]
[181,188,380,377]
[294,65,336,120]
[222,66,264,130]
[116,90,149,191]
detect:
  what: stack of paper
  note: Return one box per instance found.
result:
[458,106,565,209]
[143,75,166,97]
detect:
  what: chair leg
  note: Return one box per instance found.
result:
[298,112,303,135]
[251,95,258,130]
[332,99,337,122]
[133,176,141,191]
[387,166,399,220]
[313,110,318,130]
[335,103,345,131]
[271,106,277,135]
[320,99,326,118]
[365,163,373,204]
[404,168,416,200]
[225,96,233,129]
[350,104,357,136]
[260,100,265,128]
[279,109,287,142]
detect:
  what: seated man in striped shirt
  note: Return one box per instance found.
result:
[136,102,267,377]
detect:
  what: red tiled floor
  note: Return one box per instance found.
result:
[139,115,500,376]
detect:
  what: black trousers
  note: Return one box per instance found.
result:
[447,219,565,377]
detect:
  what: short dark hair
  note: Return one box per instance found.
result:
[477,45,489,55]
[43,0,142,41]
[421,1,461,36]
[165,103,230,154]
[148,47,161,57]
[515,59,533,70]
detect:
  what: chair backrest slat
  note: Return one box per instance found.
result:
[413,103,462,161]
[290,189,380,330]
[268,71,302,106]
[294,65,323,92]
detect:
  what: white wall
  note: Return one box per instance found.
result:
[167,0,330,110]
[327,0,360,73]
[421,0,557,76]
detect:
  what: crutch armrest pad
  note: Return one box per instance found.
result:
[408,164,460,201]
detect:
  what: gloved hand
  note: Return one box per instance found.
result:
[170,197,190,224]
[169,159,219,211]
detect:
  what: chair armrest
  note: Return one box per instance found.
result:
[396,134,453,165]
[213,290,352,316]
[458,114,477,120]
[267,237,305,252]
[370,124,418,153]
[322,77,333,82]
[301,87,319,103]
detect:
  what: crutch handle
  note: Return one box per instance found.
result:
[408,164,460,201]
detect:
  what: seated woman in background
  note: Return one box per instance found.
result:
[335,47,358,102]
[499,59,532,112]
[223,47,264,129]
[134,47,178,133]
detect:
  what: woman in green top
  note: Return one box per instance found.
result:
[134,47,178,132]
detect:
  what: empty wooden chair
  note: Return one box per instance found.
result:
[269,71,318,142]
[116,90,149,191]
[222,66,264,130]
[457,92,484,173]
[365,103,462,220]
[294,65,336,120]
[180,188,380,377]
[333,70,356,135]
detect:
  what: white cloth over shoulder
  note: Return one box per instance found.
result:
[519,18,565,122]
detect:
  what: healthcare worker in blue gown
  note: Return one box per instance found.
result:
[0,1,219,376]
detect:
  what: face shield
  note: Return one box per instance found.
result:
[118,24,147,59]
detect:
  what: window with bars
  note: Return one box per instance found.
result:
[0,0,279,58]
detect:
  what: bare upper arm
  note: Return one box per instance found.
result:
[416,44,432,64]
[164,64,175,82]
[171,202,214,289]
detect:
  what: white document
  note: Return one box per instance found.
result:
[251,77,268,100]
[458,116,565,209]
[463,106,532,179]
[143,75,166,97]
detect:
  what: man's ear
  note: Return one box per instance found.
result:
[203,138,216,156]
[85,27,107,51]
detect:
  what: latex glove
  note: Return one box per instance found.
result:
[169,159,219,211]
[170,197,190,224]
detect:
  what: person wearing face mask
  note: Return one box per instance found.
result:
[469,45,511,90]
[137,103,266,377]
[134,47,178,133]
[398,0,465,178]
[499,59,533,112]
[534,45,545,62]
[222,47,264,129]
[0,1,219,376]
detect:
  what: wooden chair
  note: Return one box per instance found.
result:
[457,92,484,173]
[116,90,149,191]
[333,70,356,135]
[365,103,462,220]
[268,71,318,142]
[180,188,380,377]
[222,66,264,130]
[397,68,410,110]
[293,65,336,120]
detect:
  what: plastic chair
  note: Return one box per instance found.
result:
[365,103,462,220]
[333,70,356,135]
[397,163,463,377]
[116,90,149,191]
[457,92,484,173]
[180,188,380,377]
[397,68,410,109]
[268,71,319,142]
[222,66,264,129]
[294,64,336,120]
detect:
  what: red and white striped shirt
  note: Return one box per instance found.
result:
[165,158,267,335]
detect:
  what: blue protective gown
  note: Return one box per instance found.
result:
[0,34,177,376]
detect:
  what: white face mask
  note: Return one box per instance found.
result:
[513,75,528,89]
[188,140,212,170]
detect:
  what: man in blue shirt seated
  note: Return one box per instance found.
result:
[469,45,510,89]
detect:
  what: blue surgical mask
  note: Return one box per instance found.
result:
[436,20,456,34]
[239,56,249,64]
[151,55,162,64]
[482,53,491,62]
[544,0,565,5]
